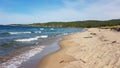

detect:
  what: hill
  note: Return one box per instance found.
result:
[28,19,120,28]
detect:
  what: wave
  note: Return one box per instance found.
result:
[40,28,44,30]
[34,31,41,33]
[9,32,32,34]
[40,35,48,38]
[63,33,68,35]
[50,28,54,30]
[0,46,45,68]
[15,35,48,42]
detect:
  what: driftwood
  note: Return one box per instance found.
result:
[59,60,64,63]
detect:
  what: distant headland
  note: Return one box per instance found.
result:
[9,19,120,28]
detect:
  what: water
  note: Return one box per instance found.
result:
[0,25,83,68]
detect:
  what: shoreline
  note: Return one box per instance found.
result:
[39,30,86,68]
[0,35,65,68]
[19,35,65,68]
[39,28,120,68]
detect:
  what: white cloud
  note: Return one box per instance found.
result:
[61,0,120,20]
[0,0,120,24]
[82,0,120,20]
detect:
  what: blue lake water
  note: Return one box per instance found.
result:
[0,25,83,58]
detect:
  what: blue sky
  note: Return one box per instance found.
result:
[0,0,120,24]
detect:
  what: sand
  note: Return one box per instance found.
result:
[39,28,120,68]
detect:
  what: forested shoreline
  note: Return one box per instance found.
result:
[11,19,120,28]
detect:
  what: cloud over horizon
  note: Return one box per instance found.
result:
[0,0,120,24]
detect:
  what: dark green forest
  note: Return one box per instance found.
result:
[11,19,120,28]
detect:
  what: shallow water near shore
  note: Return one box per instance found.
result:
[19,35,63,68]
[0,25,83,68]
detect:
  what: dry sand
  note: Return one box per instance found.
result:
[39,28,120,68]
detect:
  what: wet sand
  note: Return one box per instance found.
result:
[19,36,64,68]
[39,28,120,68]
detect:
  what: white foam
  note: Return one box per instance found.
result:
[9,32,31,34]
[40,28,44,30]
[63,33,68,35]
[0,46,45,68]
[50,28,54,30]
[40,35,48,38]
[15,35,48,42]
[34,31,41,33]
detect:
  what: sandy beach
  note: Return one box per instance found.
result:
[39,28,120,68]
[19,36,63,68]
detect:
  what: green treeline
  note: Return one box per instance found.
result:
[28,19,120,28]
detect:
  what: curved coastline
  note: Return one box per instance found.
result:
[19,35,66,68]
[38,32,82,68]
[39,28,120,68]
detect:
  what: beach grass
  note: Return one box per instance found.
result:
[101,25,120,29]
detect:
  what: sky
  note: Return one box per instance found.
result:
[0,0,120,24]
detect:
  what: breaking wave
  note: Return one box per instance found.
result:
[34,31,41,33]
[15,35,48,42]
[9,32,32,34]
[40,28,44,30]
[0,46,45,68]
[50,28,54,30]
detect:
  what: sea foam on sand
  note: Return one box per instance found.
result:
[0,46,45,68]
